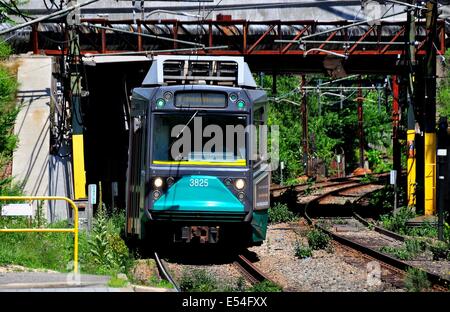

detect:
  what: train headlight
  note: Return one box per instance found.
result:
[237,100,245,109]
[234,178,245,190]
[163,92,173,101]
[153,190,161,200]
[154,177,163,188]
[237,192,245,201]
[156,98,166,108]
[229,93,238,102]
[166,177,175,186]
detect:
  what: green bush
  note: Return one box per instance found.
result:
[0,42,12,60]
[148,276,174,289]
[249,280,282,292]
[294,241,312,259]
[379,206,415,234]
[268,202,297,223]
[404,268,431,292]
[108,275,129,288]
[180,269,218,292]
[380,239,425,260]
[366,149,391,173]
[84,203,131,275]
[429,241,449,261]
[307,229,331,250]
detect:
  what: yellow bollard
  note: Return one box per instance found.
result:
[407,130,416,207]
[424,133,436,215]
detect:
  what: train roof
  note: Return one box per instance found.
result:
[142,55,257,88]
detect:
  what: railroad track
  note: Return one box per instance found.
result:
[270,173,388,198]
[234,253,275,286]
[302,183,450,290]
[154,251,181,292]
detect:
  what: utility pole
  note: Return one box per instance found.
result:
[437,117,448,240]
[301,75,309,176]
[67,0,87,200]
[392,76,401,186]
[358,75,364,168]
[406,0,417,208]
[423,0,438,216]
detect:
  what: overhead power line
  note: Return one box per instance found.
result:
[0,0,100,36]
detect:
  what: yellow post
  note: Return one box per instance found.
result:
[407,130,416,207]
[0,196,79,273]
[72,134,87,199]
[424,133,436,215]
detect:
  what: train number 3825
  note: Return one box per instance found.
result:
[189,178,209,187]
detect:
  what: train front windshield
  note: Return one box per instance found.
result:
[152,113,247,166]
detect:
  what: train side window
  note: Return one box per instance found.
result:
[253,107,265,162]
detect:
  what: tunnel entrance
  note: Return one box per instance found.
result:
[81,59,151,211]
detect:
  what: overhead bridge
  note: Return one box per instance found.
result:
[14,17,446,73]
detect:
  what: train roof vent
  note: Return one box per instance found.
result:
[142,55,257,88]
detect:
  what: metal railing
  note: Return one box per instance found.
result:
[0,196,79,273]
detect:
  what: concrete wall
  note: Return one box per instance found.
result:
[12,56,72,221]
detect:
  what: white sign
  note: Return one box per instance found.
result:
[437,149,447,157]
[1,203,33,216]
[390,170,397,185]
[112,182,118,197]
[88,184,97,205]
[280,161,285,170]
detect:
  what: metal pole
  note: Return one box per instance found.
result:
[407,0,417,208]
[301,74,309,176]
[437,117,448,240]
[423,0,438,216]
[358,75,364,168]
[68,0,87,200]
[317,79,322,116]
[392,76,401,186]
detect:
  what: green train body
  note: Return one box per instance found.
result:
[125,56,270,247]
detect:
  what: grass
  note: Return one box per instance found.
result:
[148,276,174,289]
[180,268,219,292]
[294,241,313,259]
[379,239,426,261]
[108,275,129,288]
[360,174,377,184]
[179,268,282,292]
[307,229,331,250]
[249,280,282,292]
[268,202,298,224]
[0,198,133,276]
[379,206,416,235]
[404,268,431,292]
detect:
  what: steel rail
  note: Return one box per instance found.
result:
[234,253,275,285]
[154,251,181,292]
[302,184,450,289]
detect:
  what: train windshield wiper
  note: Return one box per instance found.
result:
[168,110,199,161]
[174,110,199,140]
